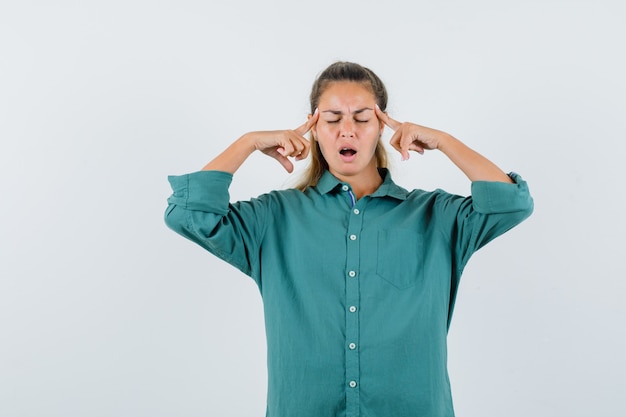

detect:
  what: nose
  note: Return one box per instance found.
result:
[340,119,355,138]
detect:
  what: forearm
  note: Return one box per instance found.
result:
[437,134,513,183]
[202,134,257,173]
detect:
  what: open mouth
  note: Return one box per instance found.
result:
[339,147,357,162]
[340,147,357,156]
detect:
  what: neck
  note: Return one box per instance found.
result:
[333,168,383,200]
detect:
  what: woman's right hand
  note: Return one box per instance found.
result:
[250,109,319,173]
[202,110,319,174]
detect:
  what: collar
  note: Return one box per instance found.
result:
[316,168,409,201]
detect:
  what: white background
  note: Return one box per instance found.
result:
[1,1,624,416]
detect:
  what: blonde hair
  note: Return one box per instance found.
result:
[295,62,389,191]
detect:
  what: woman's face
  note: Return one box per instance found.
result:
[313,81,384,183]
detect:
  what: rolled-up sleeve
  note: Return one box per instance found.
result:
[166,170,232,214]
[470,172,534,214]
[438,173,534,274]
[164,170,267,280]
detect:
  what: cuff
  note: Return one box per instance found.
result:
[470,172,533,214]
[167,170,233,214]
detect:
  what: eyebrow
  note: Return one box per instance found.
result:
[321,107,374,115]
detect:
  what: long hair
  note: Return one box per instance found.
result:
[295,62,389,191]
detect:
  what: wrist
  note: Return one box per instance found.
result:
[237,132,260,154]
[435,132,455,152]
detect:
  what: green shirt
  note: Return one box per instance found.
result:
[165,168,533,417]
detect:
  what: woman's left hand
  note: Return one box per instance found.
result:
[375,105,450,161]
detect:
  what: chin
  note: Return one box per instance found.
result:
[331,166,363,178]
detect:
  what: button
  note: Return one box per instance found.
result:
[349,306,357,313]
[342,185,349,191]
[349,343,357,350]
[348,270,356,278]
[349,380,357,388]
[353,208,360,215]
[349,234,357,241]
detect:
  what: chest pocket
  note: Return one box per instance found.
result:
[376,229,425,289]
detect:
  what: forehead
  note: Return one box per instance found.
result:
[319,81,376,107]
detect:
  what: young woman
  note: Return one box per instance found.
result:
[165,61,533,417]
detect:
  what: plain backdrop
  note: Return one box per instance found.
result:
[1,1,624,416]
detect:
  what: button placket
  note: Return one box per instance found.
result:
[341,183,357,208]
[345,195,363,414]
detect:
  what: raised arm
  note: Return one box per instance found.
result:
[202,110,319,174]
[375,106,512,183]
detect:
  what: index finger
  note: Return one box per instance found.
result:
[294,108,319,136]
[375,105,402,131]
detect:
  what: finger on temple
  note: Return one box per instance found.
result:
[295,108,319,135]
[375,105,400,130]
